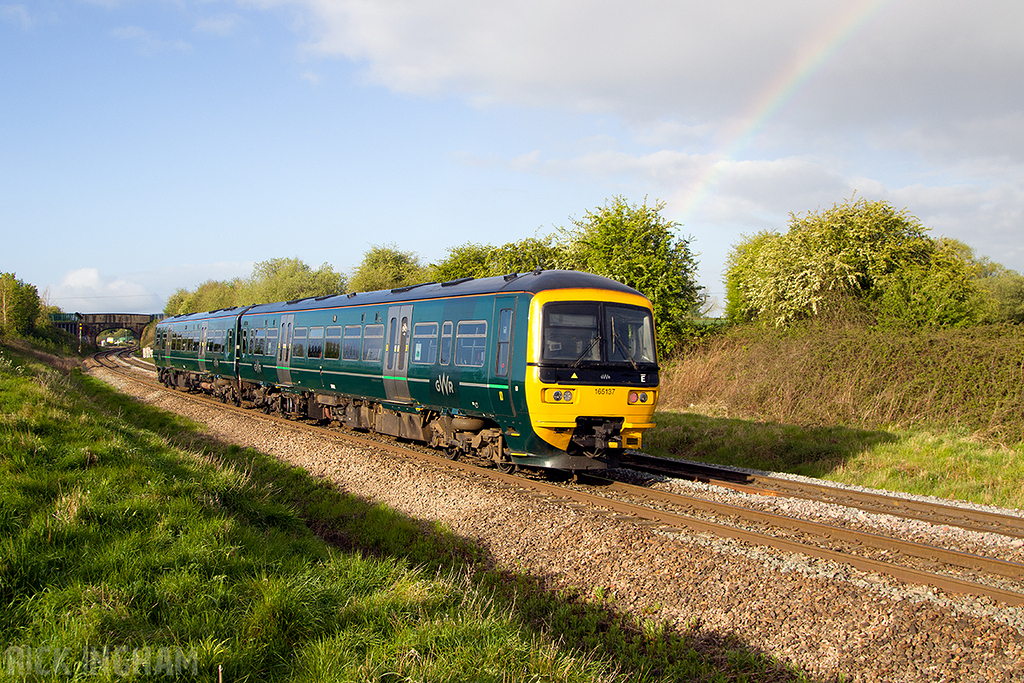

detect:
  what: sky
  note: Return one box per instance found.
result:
[2,0,1022,315]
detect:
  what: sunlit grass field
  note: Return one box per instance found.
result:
[0,343,806,682]
[645,410,1024,510]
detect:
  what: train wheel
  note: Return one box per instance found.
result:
[443,446,460,461]
[494,448,515,474]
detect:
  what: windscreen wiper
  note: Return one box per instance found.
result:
[610,318,638,370]
[571,335,601,367]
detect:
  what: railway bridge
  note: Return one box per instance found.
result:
[51,313,162,345]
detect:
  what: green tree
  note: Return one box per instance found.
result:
[0,273,41,336]
[979,272,1024,323]
[430,243,494,282]
[725,196,985,328]
[487,236,567,275]
[238,257,345,305]
[164,258,346,315]
[163,288,191,317]
[943,238,1024,324]
[430,236,567,282]
[185,279,239,313]
[875,239,989,328]
[348,244,430,292]
[562,196,702,353]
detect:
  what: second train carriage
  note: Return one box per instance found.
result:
[154,270,659,471]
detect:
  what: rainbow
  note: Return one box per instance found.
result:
[677,0,894,223]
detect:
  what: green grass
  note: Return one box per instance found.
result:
[0,342,809,682]
[646,409,1024,510]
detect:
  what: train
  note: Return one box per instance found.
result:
[153,269,659,471]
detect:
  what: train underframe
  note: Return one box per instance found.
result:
[158,367,526,471]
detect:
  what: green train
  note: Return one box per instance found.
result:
[154,270,659,471]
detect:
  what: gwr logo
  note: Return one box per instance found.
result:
[435,373,455,395]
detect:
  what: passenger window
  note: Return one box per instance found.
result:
[362,324,385,362]
[308,327,324,359]
[343,325,362,360]
[440,321,453,365]
[267,328,279,358]
[256,329,267,356]
[292,327,307,358]
[325,326,342,360]
[455,321,487,367]
[412,322,439,364]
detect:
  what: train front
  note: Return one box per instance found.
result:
[523,287,659,470]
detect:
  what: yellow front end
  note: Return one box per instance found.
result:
[524,288,659,453]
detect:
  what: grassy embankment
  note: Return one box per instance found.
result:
[651,322,1024,509]
[0,342,807,683]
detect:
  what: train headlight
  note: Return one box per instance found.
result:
[628,391,650,405]
[546,389,575,403]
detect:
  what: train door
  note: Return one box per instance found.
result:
[384,305,412,402]
[198,322,209,373]
[276,313,294,385]
[491,296,517,417]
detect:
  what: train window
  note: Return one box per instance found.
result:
[267,328,279,358]
[241,328,248,355]
[308,327,324,359]
[455,320,487,367]
[541,303,600,362]
[362,324,384,362]
[412,322,438,364]
[604,305,656,364]
[343,325,362,360]
[495,308,513,376]
[253,329,266,356]
[439,321,453,365]
[292,327,307,358]
[324,326,342,360]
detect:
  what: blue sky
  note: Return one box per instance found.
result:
[2,0,1022,314]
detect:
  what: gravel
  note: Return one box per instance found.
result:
[93,364,1024,682]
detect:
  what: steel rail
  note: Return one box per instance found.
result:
[577,475,1024,581]
[619,451,1024,539]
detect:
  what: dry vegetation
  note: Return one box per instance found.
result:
[652,321,1024,508]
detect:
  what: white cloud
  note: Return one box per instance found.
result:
[253,1,1023,126]
[47,268,158,315]
[46,263,253,314]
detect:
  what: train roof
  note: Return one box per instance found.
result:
[159,270,644,324]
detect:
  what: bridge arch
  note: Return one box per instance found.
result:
[51,313,163,345]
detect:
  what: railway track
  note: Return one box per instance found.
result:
[89,348,1024,606]
[618,451,1024,540]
